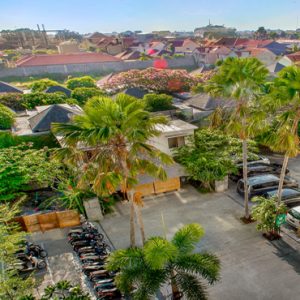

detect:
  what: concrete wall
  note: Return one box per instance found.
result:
[0,56,197,79]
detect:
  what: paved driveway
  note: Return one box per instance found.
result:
[101,184,300,300]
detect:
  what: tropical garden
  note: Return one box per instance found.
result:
[1,59,300,298]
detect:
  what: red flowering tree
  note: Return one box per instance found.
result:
[101,68,201,93]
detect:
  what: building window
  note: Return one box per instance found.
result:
[168,136,185,149]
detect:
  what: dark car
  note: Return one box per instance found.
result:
[234,155,270,168]
[230,162,289,182]
[236,174,298,198]
[261,188,300,207]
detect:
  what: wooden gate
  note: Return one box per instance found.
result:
[17,210,80,232]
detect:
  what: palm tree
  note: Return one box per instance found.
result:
[206,57,268,219]
[106,223,220,300]
[52,95,173,246]
[264,66,300,203]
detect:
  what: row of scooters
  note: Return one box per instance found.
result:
[67,221,122,300]
[14,242,48,275]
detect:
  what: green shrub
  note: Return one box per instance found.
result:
[0,132,60,149]
[0,104,15,129]
[71,87,104,105]
[21,92,78,109]
[143,93,174,112]
[0,93,24,111]
[66,76,96,90]
[29,78,59,92]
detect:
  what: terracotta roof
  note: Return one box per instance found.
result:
[16,52,121,67]
[244,47,274,56]
[287,51,300,62]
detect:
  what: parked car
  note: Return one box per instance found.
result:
[230,162,288,182]
[234,155,270,168]
[236,174,298,198]
[286,206,300,229]
[261,188,300,206]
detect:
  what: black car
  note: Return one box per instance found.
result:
[230,162,289,182]
[236,174,299,198]
[262,188,300,206]
[234,155,270,168]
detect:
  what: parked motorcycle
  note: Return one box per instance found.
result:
[16,242,48,258]
[94,282,116,292]
[96,287,121,300]
[13,255,47,274]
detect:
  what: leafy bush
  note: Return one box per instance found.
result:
[174,129,258,191]
[66,76,96,90]
[71,87,104,105]
[0,104,15,129]
[0,93,24,111]
[143,93,174,112]
[29,78,59,92]
[251,197,287,234]
[0,145,64,202]
[21,92,77,109]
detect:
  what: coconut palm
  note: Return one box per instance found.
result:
[106,223,220,300]
[206,57,268,219]
[52,95,173,246]
[263,66,300,203]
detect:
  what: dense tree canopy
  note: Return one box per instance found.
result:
[71,87,104,105]
[29,79,60,92]
[103,68,200,93]
[0,145,64,202]
[143,93,174,112]
[66,76,96,90]
[0,104,15,129]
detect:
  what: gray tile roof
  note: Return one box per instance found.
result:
[28,104,80,132]
[0,81,23,94]
[44,85,72,97]
[123,87,149,99]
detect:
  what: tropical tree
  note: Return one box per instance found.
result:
[205,57,268,219]
[52,95,173,246]
[106,223,220,300]
[0,104,15,129]
[66,76,96,90]
[29,79,59,92]
[263,66,300,203]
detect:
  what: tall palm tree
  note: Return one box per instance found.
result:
[106,223,220,300]
[52,95,173,246]
[206,57,268,219]
[264,66,300,203]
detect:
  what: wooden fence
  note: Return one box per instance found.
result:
[17,210,80,233]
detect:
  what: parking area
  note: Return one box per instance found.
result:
[100,184,300,300]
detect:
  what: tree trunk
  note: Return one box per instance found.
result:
[128,190,136,247]
[171,270,182,300]
[277,154,289,204]
[135,204,146,245]
[242,138,250,219]
[277,116,299,203]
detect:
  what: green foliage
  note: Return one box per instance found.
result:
[20,280,91,300]
[29,79,59,92]
[71,87,104,105]
[0,203,34,299]
[143,93,174,112]
[173,53,184,58]
[21,92,78,109]
[106,223,220,300]
[174,129,258,190]
[0,93,24,111]
[0,104,15,129]
[66,76,96,90]
[251,197,287,233]
[191,83,204,93]
[0,132,59,149]
[0,145,64,202]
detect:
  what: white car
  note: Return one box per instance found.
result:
[286,206,300,229]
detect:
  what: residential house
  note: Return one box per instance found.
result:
[0,81,23,94]
[13,104,82,136]
[96,37,124,55]
[123,87,149,99]
[148,41,166,51]
[173,39,199,54]
[278,51,300,66]
[245,48,277,66]
[57,41,80,54]
[115,50,142,60]
[149,119,197,155]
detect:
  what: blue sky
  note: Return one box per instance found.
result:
[1,0,300,33]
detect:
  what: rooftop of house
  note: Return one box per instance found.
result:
[44,85,72,97]
[155,119,197,136]
[244,47,276,57]
[115,50,142,60]
[16,52,122,67]
[0,81,23,94]
[286,51,300,62]
[184,93,235,111]
[13,104,82,136]
[123,87,149,99]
